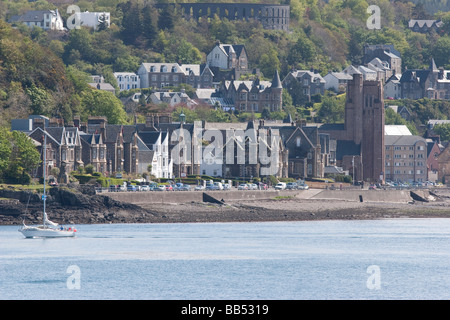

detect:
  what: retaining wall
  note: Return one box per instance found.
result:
[311,189,413,203]
[105,188,414,204]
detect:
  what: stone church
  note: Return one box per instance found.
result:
[319,74,385,183]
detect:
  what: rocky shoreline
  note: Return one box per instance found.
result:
[1,185,450,226]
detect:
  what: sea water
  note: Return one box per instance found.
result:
[1,218,450,300]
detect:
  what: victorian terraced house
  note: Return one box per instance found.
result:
[218,71,283,112]
[137,63,214,89]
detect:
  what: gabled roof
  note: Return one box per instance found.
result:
[138,131,161,147]
[286,70,326,83]
[384,135,427,146]
[336,140,360,160]
[219,44,246,58]
[9,10,59,23]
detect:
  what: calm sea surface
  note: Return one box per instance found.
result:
[1,218,450,300]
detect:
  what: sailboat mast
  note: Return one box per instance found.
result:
[43,134,46,227]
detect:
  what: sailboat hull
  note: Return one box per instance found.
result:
[19,226,75,238]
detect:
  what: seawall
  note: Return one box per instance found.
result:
[105,188,415,205]
[310,189,413,203]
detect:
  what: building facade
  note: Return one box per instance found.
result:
[9,10,64,31]
[206,43,248,71]
[320,74,385,183]
[218,71,283,112]
[384,135,428,182]
[114,72,140,92]
[137,63,213,89]
[282,70,326,101]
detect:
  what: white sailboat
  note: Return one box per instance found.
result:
[19,135,77,238]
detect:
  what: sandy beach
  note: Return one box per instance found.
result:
[140,189,450,223]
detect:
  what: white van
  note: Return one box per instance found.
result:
[275,182,286,190]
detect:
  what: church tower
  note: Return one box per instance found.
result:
[346,74,385,182]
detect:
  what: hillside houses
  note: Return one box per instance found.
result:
[8,9,64,31]
[137,63,214,89]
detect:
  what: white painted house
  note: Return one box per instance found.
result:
[384,75,402,99]
[200,147,223,177]
[137,131,172,179]
[114,72,140,91]
[206,43,248,70]
[76,11,110,30]
[9,9,64,31]
[323,72,353,92]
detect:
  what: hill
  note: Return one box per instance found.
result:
[0,0,449,129]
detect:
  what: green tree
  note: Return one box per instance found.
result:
[80,89,128,124]
[0,128,12,174]
[433,123,450,142]
[97,13,109,32]
[0,130,40,184]
[317,93,344,123]
[158,5,175,31]
[287,35,316,67]
[26,84,52,115]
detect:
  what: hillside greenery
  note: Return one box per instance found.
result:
[0,0,450,131]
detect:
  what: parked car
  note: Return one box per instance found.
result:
[165,185,174,191]
[127,185,136,192]
[275,182,286,190]
[248,183,258,190]
[238,184,249,190]
[194,185,205,191]
[155,185,166,191]
[223,183,231,190]
[206,183,219,190]
[175,183,190,191]
[286,182,298,190]
[297,183,309,190]
[141,185,150,191]
[213,182,224,190]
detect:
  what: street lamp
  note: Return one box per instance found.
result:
[352,156,355,186]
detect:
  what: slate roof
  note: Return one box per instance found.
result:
[384,135,427,146]
[335,140,360,160]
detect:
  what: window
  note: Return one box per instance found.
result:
[296,137,301,147]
